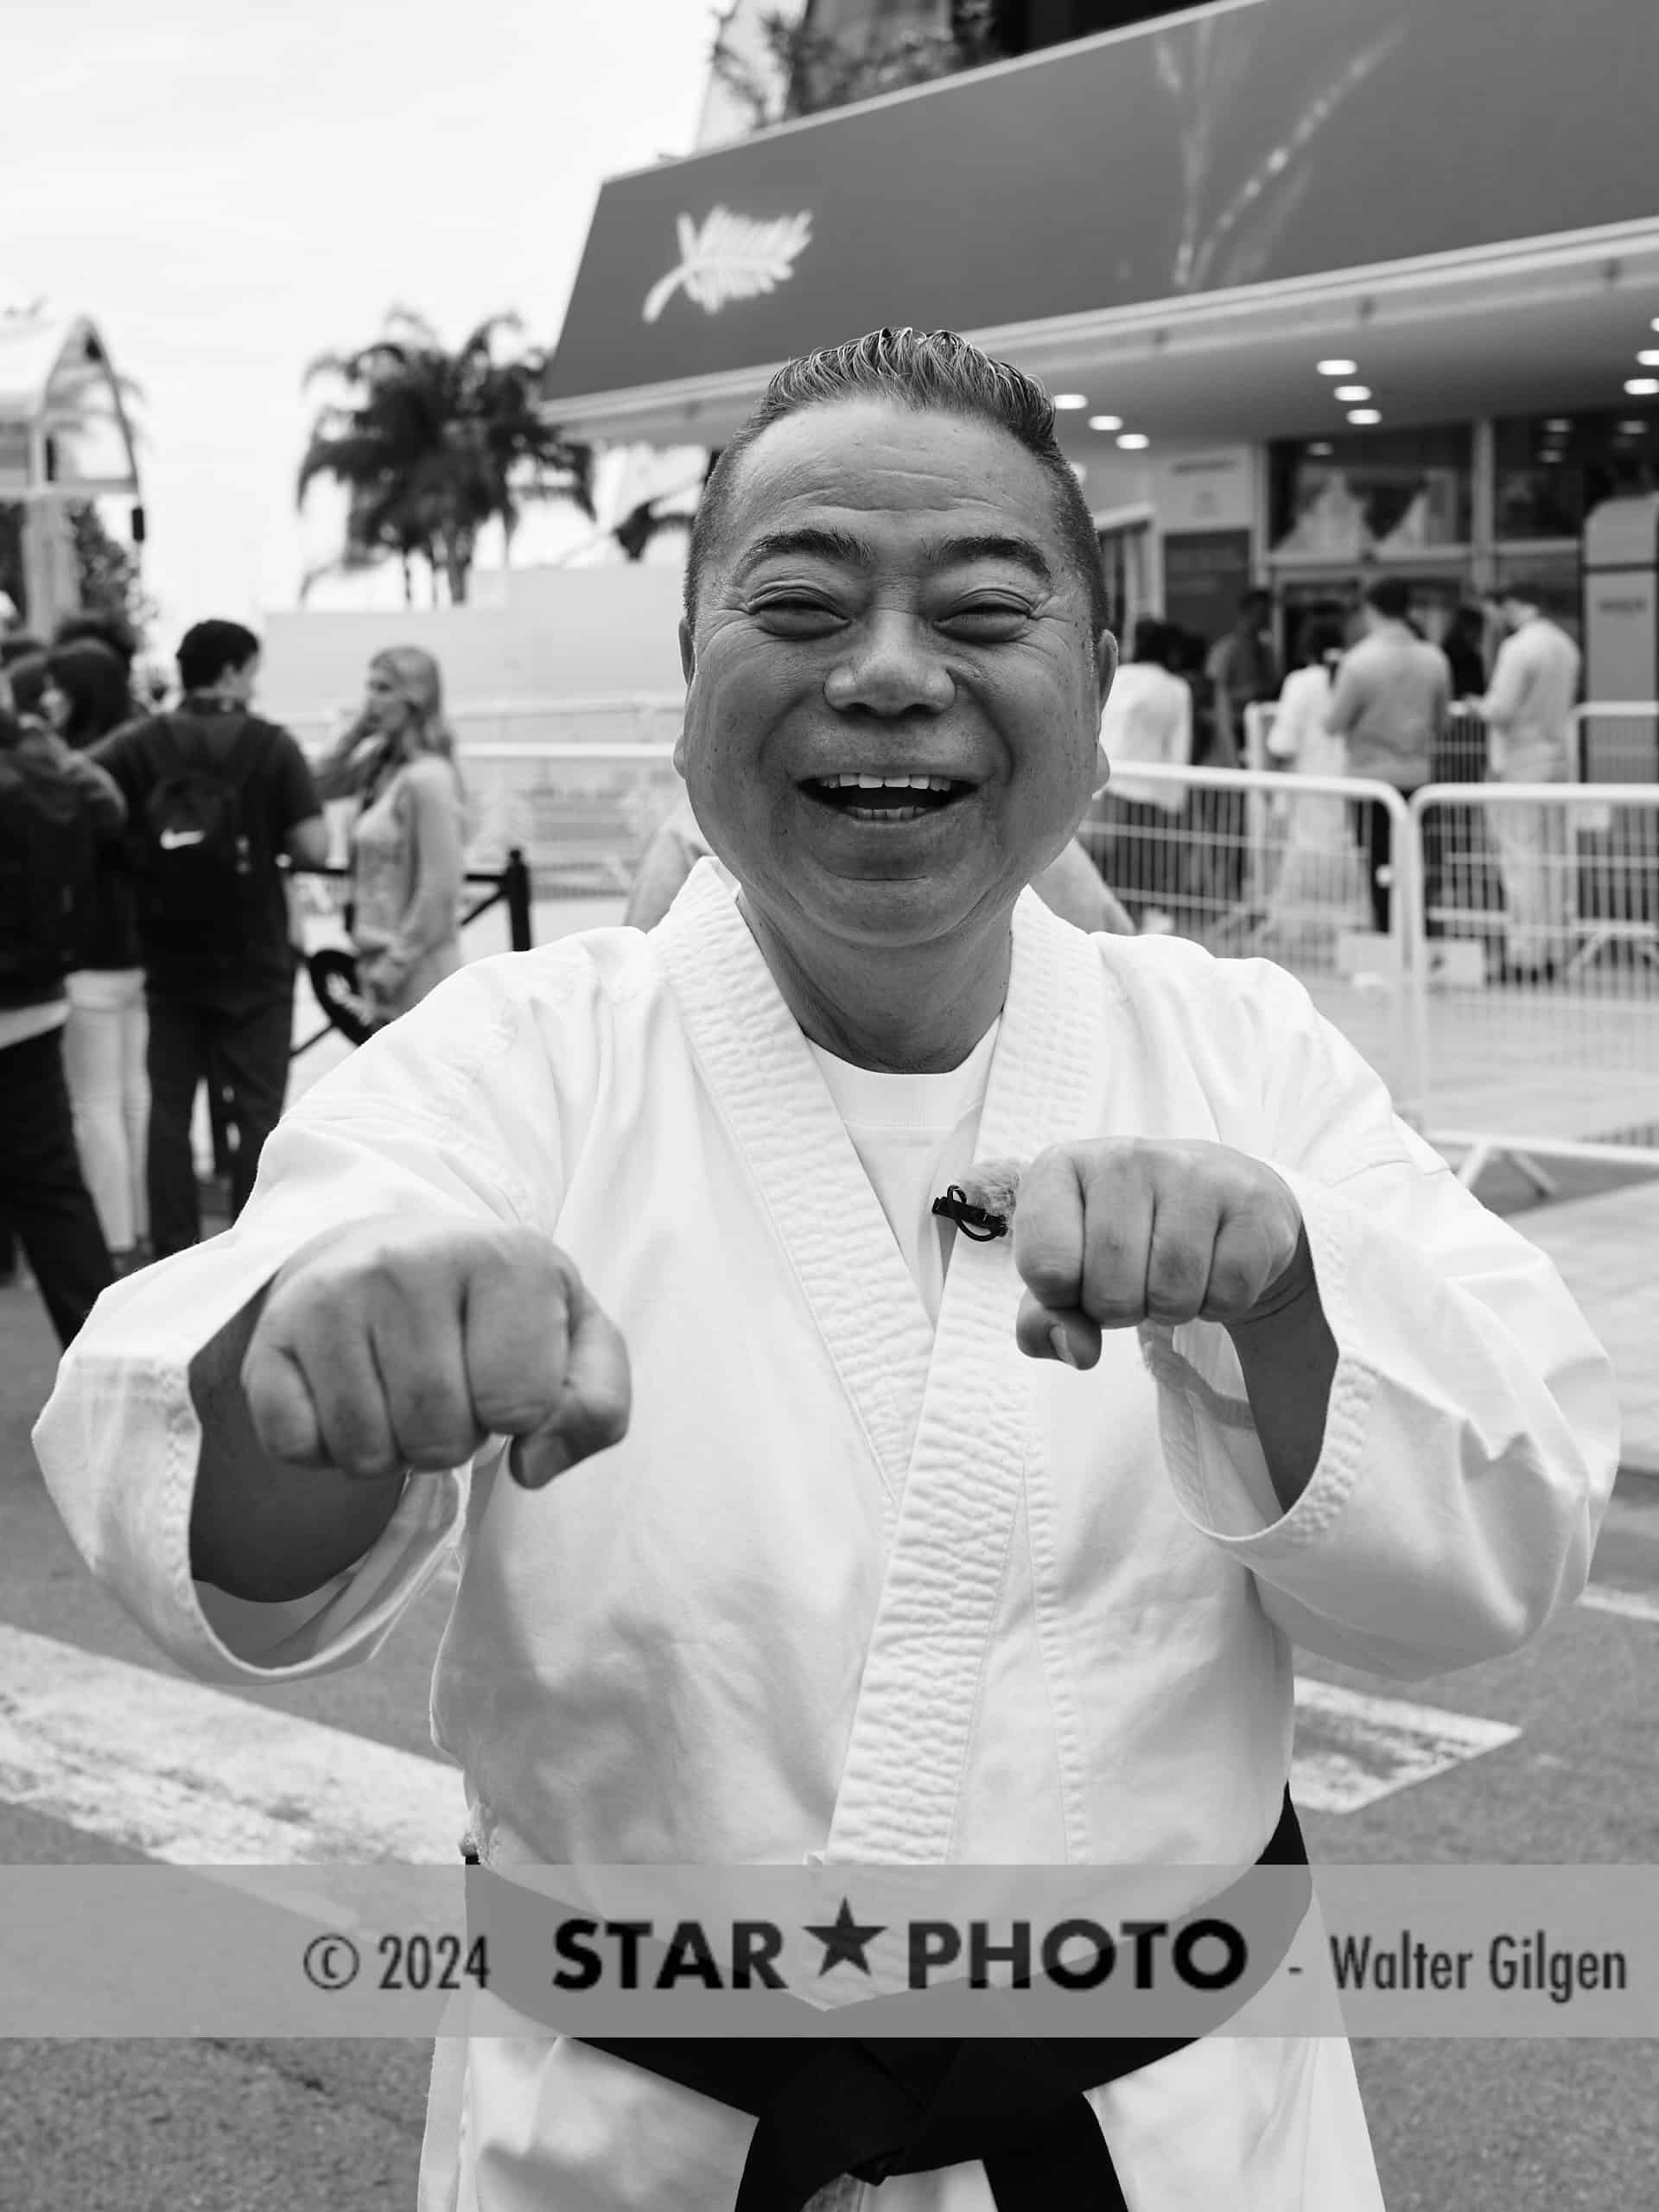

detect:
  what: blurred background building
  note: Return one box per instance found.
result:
[546,0,1659,736]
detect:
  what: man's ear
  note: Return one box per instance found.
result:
[1095,628,1119,713]
[678,615,695,686]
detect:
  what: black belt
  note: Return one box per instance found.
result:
[469,1790,1307,2212]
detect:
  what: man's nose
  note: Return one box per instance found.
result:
[823,613,955,716]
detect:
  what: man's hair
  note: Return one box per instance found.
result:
[1239,588,1272,617]
[5,651,48,719]
[54,609,137,671]
[0,632,46,670]
[1130,615,1173,667]
[45,639,132,747]
[177,619,260,694]
[1364,575,1412,622]
[683,328,1109,638]
[1301,615,1347,664]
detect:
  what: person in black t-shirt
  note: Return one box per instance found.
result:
[91,620,328,1257]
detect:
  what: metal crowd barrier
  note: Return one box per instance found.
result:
[1076,762,1420,1119]
[1572,701,1659,786]
[281,848,535,1067]
[1404,784,1659,1193]
[279,693,687,759]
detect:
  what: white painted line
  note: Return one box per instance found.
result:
[1580,1584,1659,1626]
[1291,1679,1521,1815]
[0,1625,466,1865]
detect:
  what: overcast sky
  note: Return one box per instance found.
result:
[3,0,720,642]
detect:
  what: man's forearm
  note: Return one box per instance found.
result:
[188,1286,408,1603]
[1224,1234,1339,1516]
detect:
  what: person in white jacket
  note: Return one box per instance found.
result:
[35,328,1617,2212]
[1086,614,1192,930]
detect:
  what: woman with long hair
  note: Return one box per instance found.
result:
[16,641,151,1270]
[1262,614,1368,946]
[315,646,467,1026]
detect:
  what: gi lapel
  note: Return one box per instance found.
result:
[820,891,1112,1863]
[652,862,938,1506]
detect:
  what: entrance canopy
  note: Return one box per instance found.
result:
[543,0,1659,452]
[0,310,141,501]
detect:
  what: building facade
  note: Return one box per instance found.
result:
[548,0,1659,731]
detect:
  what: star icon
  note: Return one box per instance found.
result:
[804,1898,887,1976]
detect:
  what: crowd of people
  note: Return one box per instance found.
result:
[0,614,467,1350]
[1090,578,1584,970]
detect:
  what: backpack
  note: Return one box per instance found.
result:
[0,740,101,997]
[141,715,271,929]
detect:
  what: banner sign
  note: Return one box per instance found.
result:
[544,0,1659,406]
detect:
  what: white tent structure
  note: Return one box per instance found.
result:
[0,308,143,634]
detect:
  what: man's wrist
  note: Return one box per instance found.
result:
[1227,1222,1320,1336]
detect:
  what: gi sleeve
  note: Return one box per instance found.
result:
[1138,957,1620,1681]
[32,950,586,1688]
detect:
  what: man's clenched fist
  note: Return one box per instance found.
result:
[1011,1139,1314,1367]
[243,1218,631,1490]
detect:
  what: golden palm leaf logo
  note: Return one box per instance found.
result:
[642,207,814,323]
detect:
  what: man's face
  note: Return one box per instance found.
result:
[227,653,259,707]
[675,397,1116,957]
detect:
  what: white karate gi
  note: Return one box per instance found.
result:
[35,860,1618,2212]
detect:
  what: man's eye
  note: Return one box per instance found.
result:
[943,603,1031,632]
[753,598,842,624]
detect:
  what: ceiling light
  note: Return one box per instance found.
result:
[1618,419,1650,435]
[1087,413,1122,431]
[1333,385,1371,403]
[1052,393,1089,410]
[1307,442,1334,456]
[1544,418,1573,433]
[1625,378,1659,397]
[1116,431,1150,450]
[1346,409,1382,426]
[1317,359,1357,377]
[1638,351,1659,368]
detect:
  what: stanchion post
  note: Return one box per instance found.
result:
[505,849,535,950]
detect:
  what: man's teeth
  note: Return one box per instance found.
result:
[816,772,959,790]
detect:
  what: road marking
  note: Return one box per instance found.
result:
[0,1623,1549,1860]
[0,1624,465,1865]
[1291,1680,1520,1814]
[1580,1583,1659,1625]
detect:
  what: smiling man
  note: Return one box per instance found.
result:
[36,331,1617,2212]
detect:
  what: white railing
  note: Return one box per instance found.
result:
[280,706,1658,1180]
[1404,782,1659,1192]
[274,692,687,760]
[1077,762,1421,1118]
[1570,701,1659,785]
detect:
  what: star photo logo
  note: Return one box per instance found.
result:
[543,1904,1249,1995]
[804,1899,886,1977]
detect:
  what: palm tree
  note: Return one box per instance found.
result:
[296,308,595,605]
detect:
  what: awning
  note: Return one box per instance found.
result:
[543,0,1659,444]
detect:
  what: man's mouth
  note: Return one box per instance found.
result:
[800,772,976,823]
